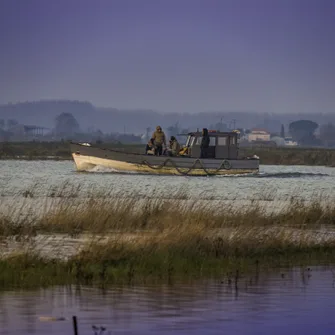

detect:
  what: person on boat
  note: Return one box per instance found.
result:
[152,126,166,156]
[166,136,181,156]
[145,138,155,155]
[200,128,210,158]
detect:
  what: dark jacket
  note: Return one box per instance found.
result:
[201,128,210,148]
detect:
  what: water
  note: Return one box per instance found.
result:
[1,160,334,202]
[1,266,335,335]
[2,161,335,334]
[1,160,334,217]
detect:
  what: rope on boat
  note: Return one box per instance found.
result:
[73,143,233,176]
[141,158,232,176]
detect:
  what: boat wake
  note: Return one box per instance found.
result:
[80,166,330,179]
[84,166,139,174]
[256,172,330,178]
[216,172,330,178]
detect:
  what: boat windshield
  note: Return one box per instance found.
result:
[185,135,195,147]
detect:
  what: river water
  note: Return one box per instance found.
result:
[1,266,335,335]
[1,160,334,217]
[2,161,335,334]
[1,160,334,201]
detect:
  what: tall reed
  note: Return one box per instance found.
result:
[1,184,335,288]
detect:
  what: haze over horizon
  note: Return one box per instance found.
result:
[1,0,335,114]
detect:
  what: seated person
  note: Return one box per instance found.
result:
[145,138,155,155]
[166,136,181,157]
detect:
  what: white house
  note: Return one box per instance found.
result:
[284,137,298,146]
[248,128,271,142]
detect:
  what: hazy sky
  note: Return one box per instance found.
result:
[0,0,334,113]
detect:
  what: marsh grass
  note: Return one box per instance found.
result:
[1,184,335,235]
[0,253,71,288]
[2,227,335,289]
[1,185,335,288]
[34,193,335,234]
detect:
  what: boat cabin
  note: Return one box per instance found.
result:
[182,130,240,159]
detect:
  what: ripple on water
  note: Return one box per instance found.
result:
[0,161,335,201]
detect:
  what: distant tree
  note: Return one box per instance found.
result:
[55,113,80,135]
[289,120,318,145]
[7,119,19,129]
[280,124,285,138]
[320,123,335,147]
[0,119,4,129]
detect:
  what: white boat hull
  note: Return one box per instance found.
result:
[72,153,258,176]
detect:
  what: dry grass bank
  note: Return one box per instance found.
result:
[1,187,335,236]
[1,186,335,288]
[1,225,335,289]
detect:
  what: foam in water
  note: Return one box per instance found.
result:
[86,165,139,174]
[215,171,330,178]
[84,166,330,178]
[256,172,330,178]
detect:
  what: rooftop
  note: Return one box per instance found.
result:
[180,130,239,137]
[250,128,270,133]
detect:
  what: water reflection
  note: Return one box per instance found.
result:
[1,266,335,334]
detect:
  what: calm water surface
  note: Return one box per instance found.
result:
[1,267,335,335]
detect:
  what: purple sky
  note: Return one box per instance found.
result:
[0,0,334,113]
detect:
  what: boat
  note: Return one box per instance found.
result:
[70,130,260,176]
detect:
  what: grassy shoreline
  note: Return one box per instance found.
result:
[1,188,335,289]
[1,141,335,166]
[2,246,335,290]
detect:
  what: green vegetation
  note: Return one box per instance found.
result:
[1,186,335,289]
[1,141,335,166]
[0,141,71,159]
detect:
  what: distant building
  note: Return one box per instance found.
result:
[23,125,47,136]
[284,137,298,146]
[271,136,286,147]
[248,128,271,142]
[6,124,49,141]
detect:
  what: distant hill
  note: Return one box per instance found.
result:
[0,100,95,130]
[1,100,335,134]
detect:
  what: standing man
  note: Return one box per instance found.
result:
[152,126,166,156]
[200,128,210,158]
